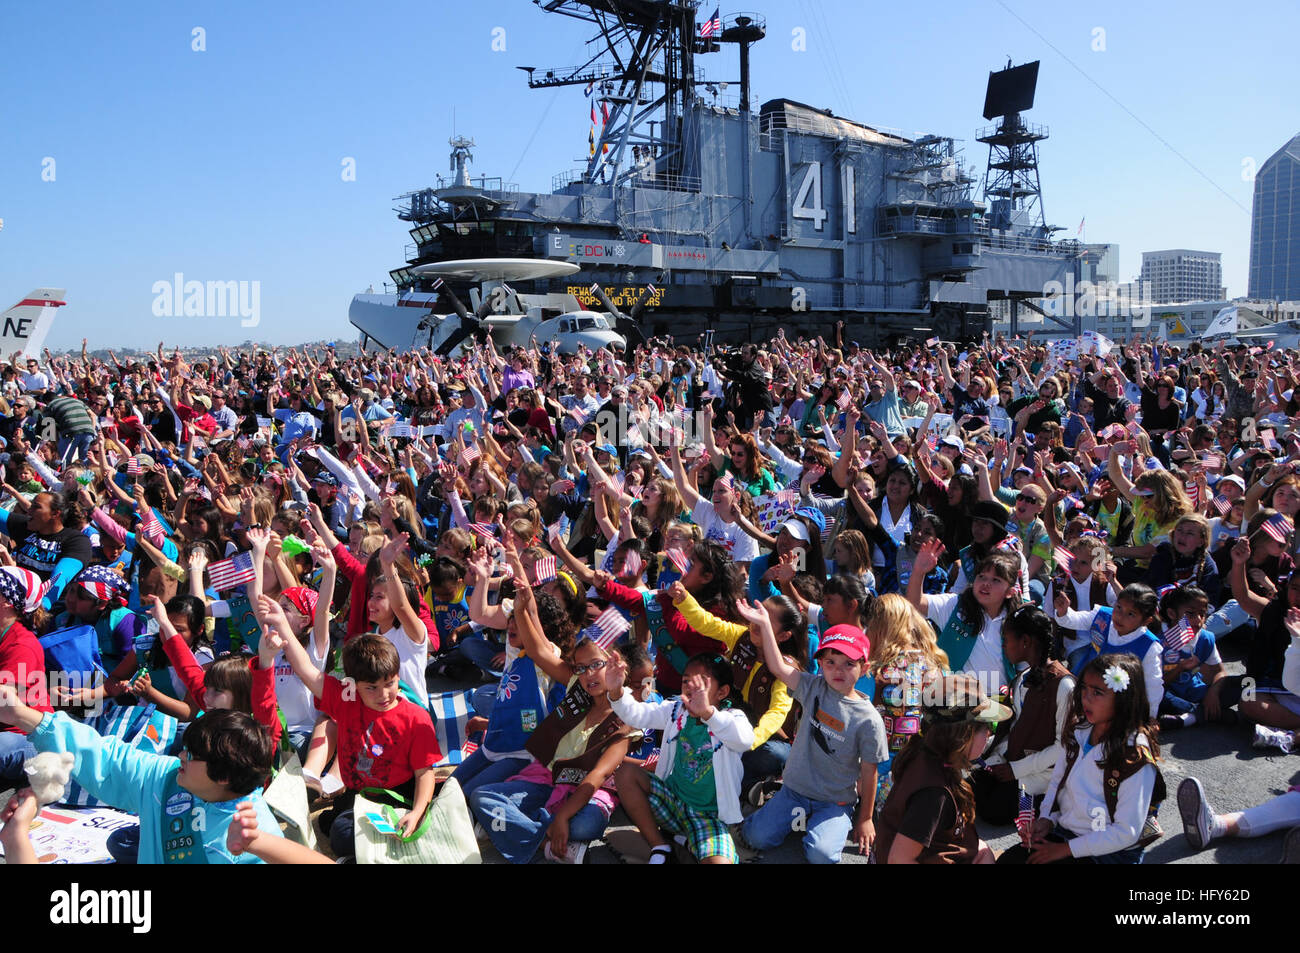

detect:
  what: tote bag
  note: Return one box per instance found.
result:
[354,777,480,865]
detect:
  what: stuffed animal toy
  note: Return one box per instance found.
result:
[23,751,75,806]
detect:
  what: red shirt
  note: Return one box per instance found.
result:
[331,542,438,650]
[0,620,53,732]
[317,674,440,791]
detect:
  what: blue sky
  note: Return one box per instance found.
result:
[2,0,1296,350]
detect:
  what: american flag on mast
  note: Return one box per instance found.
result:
[699,6,721,37]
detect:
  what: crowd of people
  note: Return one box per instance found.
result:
[0,324,1297,865]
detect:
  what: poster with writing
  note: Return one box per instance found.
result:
[0,805,137,864]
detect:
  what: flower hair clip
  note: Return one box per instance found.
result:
[1102,665,1130,693]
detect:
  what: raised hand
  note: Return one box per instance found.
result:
[913,538,945,575]
[603,650,628,695]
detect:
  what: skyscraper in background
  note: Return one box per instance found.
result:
[1140,249,1225,303]
[1249,133,1300,302]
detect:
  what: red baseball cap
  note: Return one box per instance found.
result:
[817,624,869,662]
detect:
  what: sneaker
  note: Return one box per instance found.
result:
[1158,714,1184,733]
[543,841,588,864]
[1252,724,1296,753]
[646,845,677,865]
[320,772,345,796]
[747,779,782,808]
[1281,827,1300,864]
[1177,777,1216,851]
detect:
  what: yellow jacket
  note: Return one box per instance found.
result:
[673,591,794,749]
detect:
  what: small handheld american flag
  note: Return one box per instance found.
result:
[207,551,256,591]
[622,548,643,579]
[836,390,852,410]
[1016,788,1036,840]
[460,445,481,466]
[584,606,631,649]
[1162,616,1196,656]
[461,740,479,757]
[1262,512,1294,544]
[126,456,142,477]
[1053,545,1073,570]
[470,522,498,546]
[1211,494,1231,516]
[642,752,659,771]
[531,555,558,587]
[665,548,691,575]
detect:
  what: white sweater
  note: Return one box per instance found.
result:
[610,691,754,825]
[1042,729,1157,858]
[1054,605,1163,719]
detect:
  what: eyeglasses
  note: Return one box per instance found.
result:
[572,658,608,676]
[1016,494,1043,506]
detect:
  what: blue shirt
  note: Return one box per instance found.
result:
[31,711,277,864]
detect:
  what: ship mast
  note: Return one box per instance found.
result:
[521,1,712,190]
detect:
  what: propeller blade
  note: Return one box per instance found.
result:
[435,323,476,357]
[587,283,626,322]
[628,288,651,322]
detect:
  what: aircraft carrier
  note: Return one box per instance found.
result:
[362,0,1087,347]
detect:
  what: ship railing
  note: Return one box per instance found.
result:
[555,168,702,193]
[974,121,1049,141]
[434,174,519,193]
[876,213,985,237]
[976,231,1079,257]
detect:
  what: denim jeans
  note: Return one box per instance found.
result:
[449,748,530,799]
[457,634,505,680]
[468,779,609,864]
[0,732,36,785]
[57,431,95,465]
[741,784,853,864]
[741,739,791,794]
[1206,600,1256,640]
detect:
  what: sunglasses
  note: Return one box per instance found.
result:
[1016,494,1043,506]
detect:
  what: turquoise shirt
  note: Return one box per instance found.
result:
[31,711,278,864]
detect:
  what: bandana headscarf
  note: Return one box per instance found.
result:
[0,567,41,614]
[75,564,130,603]
[281,586,319,626]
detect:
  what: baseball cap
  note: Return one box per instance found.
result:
[778,519,810,543]
[939,435,965,452]
[816,624,869,662]
[596,443,619,457]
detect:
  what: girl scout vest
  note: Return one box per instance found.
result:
[728,638,799,740]
[1001,661,1070,763]
[1050,739,1167,848]
[483,652,553,756]
[876,748,979,864]
[643,590,689,675]
[524,682,639,788]
[1049,571,1109,659]
[937,601,1016,686]
[1071,607,1160,676]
